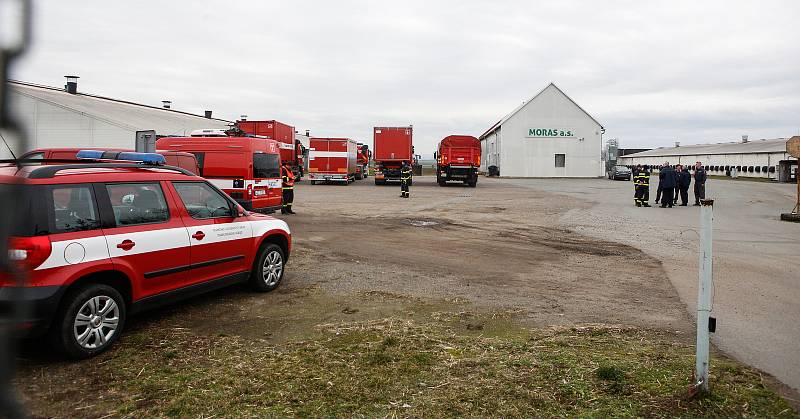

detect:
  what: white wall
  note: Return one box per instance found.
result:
[2,92,133,158]
[480,129,501,172]
[499,85,603,177]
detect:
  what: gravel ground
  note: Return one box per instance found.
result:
[277,176,689,331]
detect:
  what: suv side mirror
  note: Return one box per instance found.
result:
[433,152,437,159]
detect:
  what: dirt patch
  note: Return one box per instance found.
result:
[284,212,688,332]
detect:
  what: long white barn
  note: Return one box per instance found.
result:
[3,79,230,158]
[617,137,797,182]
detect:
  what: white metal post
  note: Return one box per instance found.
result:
[696,199,714,391]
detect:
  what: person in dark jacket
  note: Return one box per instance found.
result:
[633,164,651,207]
[672,164,682,205]
[658,162,677,208]
[677,166,692,206]
[281,163,296,214]
[655,163,664,204]
[693,161,707,205]
[400,161,412,198]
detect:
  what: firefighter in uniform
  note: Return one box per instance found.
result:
[633,164,651,207]
[280,163,296,214]
[400,161,412,198]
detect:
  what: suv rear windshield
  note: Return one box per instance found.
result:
[1,184,49,237]
[253,153,280,178]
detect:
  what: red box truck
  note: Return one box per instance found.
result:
[373,126,413,185]
[435,135,481,187]
[236,120,306,178]
[308,138,358,184]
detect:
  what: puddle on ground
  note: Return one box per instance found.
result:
[408,219,440,227]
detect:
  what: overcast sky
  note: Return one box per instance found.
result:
[10,1,800,154]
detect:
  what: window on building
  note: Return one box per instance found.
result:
[555,154,566,168]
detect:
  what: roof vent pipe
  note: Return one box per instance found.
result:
[742,135,749,143]
[64,75,79,94]
[204,110,212,118]
[162,100,171,109]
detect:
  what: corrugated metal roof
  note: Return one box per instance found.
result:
[622,138,790,157]
[9,80,231,136]
[479,83,604,140]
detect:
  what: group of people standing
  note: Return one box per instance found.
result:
[633,162,707,208]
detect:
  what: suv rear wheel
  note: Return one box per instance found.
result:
[50,284,126,359]
[250,243,285,292]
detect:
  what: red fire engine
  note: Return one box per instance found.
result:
[435,135,481,187]
[373,126,413,185]
[157,130,283,213]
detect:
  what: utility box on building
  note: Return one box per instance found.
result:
[135,130,156,153]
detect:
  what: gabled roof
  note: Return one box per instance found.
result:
[479,83,604,140]
[8,80,231,136]
[621,138,790,157]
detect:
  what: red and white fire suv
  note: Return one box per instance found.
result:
[1,151,291,358]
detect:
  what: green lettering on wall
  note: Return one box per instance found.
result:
[526,128,576,138]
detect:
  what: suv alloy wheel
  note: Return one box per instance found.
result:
[50,284,126,359]
[250,243,285,292]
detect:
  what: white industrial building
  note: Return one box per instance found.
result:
[479,83,605,177]
[617,137,798,182]
[2,78,230,158]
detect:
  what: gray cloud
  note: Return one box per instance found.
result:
[11,0,800,154]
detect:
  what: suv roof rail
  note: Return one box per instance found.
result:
[0,158,94,165]
[27,163,195,179]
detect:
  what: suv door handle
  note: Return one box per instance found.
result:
[192,231,206,240]
[116,240,135,251]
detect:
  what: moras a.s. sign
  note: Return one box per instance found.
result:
[527,128,574,138]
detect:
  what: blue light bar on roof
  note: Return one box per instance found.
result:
[76,150,166,165]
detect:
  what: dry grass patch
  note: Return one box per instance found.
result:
[17,316,797,418]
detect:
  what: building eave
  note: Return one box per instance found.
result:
[478,82,604,140]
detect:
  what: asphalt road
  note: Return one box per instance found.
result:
[501,176,800,392]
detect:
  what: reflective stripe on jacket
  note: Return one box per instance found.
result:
[401,168,412,181]
[281,166,295,188]
[634,173,650,187]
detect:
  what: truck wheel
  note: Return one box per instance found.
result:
[469,179,477,187]
[250,243,285,292]
[49,283,126,359]
[375,179,383,185]
[438,179,446,186]
[310,180,316,185]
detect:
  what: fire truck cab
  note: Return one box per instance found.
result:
[157,131,283,213]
